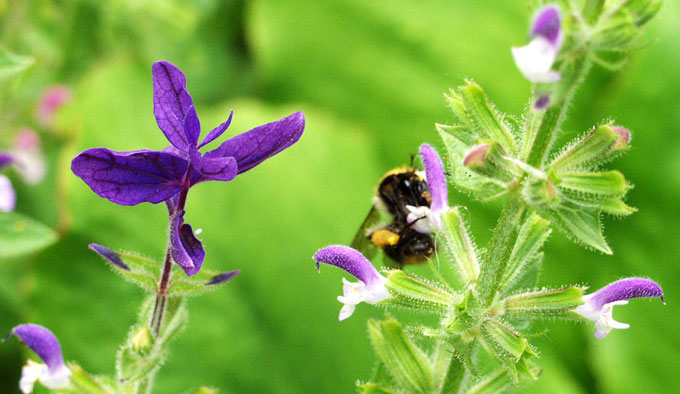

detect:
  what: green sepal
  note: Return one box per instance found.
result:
[546,202,612,254]
[116,338,164,383]
[549,125,624,172]
[501,287,586,317]
[591,8,639,51]
[464,141,521,184]
[367,318,434,394]
[66,363,114,394]
[383,270,456,315]
[438,124,506,200]
[0,212,58,258]
[188,387,219,394]
[433,342,464,394]
[88,244,160,291]
[166,269,240,296]
[357,383,399,394]
[522,176,560,208]
[0,46,34,79]
[601,197,637,216]
[557,170,630,203]
[157,296,187,343]
[439,208,480,287]
[446,82,517,155]
[499,213,551,296]
[479,320,537,382]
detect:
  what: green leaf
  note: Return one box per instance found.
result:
[502,287,586,317]
[0,212,58,258]
[499,213,551,295]
[88,244,160,291]
[547,203,612,254]
[447,82,517,154]
[167,269,240,297]
[0,46,34,79]
[439,208,480,287]
[384,270,455,315]
[368,318,434,394]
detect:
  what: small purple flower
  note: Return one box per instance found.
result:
[71,61,305,275]
[314,245,391,321]
[574,278,664,339]
[406,144,449,233]
[0,153,15,212]
[511,4,563,83]
[5,324,71,393]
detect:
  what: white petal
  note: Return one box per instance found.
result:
[406,205,434,233]
[338,304,356,321]
[512,37,561,83]
[0,175,16,212]
[19,360,47,393]
[41,365,71,390]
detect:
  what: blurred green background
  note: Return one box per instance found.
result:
[1,0,678,393]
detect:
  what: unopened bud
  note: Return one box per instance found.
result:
[550,124,629,172]
[463,144,489,168]
[610,126,631,150]
[131,326,153,352]
[464,142,519,183]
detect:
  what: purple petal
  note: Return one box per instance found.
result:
[152,61,195,151]
[531,5,562,47]
[313,245,383,288]
[71,148,188,205]
[419,144,448,213]
[0,152,13,170]
[169,212,205,276]
[589,278,664,309]
[192,156,238,184]
[183,106,201,148]
[205,270,240,286]
[205,111,305,174]
[198,110,233,149]
[88,243,130,271]
[8,324,66,373]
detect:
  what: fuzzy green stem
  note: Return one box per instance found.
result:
[477,187,527,305]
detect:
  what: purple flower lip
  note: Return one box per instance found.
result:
[575,277,664,339]
[314,245,384,288]
[531,5,562,47]
[89,243,130,271]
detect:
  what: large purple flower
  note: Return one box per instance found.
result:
[71,61,305,275]
[5,324,71,393]
[574,278,664,339]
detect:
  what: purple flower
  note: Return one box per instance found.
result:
[314,245,391,321]
[0,152,15,212]
[511,4,563,83]
[406,143,449,233]
[5,324,71,393]
[71,61,305,275]
[574,278,664,339]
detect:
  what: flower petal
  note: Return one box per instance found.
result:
[0,175,16,212]
[71,148,188,205]
[419,144,447,214]
[205,270,240,286]
[8,325,66,375]
[588,277,664,310]
[0,152,14,170]
[511,38,561,83]
[152,61,196,151]
[88,244,130,271]
[314,245,383,288]
[169,211,205,276]
[205,111,305,174]
[183,105,201,149]
[531,5,562,47]
[198,110,233,149]
[192,156,238,184]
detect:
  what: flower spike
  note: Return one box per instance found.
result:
[407,144,449,233]
[574,278,664,338]
[512,5,563,83]
[314,245,391,321]
[5,324,71,393]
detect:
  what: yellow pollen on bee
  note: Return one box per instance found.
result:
[371,229,400,247]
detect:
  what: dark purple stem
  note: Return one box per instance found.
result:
[150,186,189,336]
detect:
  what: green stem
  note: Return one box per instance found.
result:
[477,187,526,305]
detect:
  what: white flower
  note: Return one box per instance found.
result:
[574,297,630,339]
[19,360,71,394]
[337,277,390,321]
[511,37,562,83]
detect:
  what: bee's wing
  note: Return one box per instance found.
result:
[349,205,382,262]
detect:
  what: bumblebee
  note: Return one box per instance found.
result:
[351,167,435,266]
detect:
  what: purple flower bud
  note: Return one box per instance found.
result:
[406,144,449,233]
[463,144,490,168]
[36,86,72,128]
[512,4,563,83]
[611,126,631,150]
[574,278,664,339]
[314,245,390,321]
[534,94,551,110]
[6,324,71,393]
